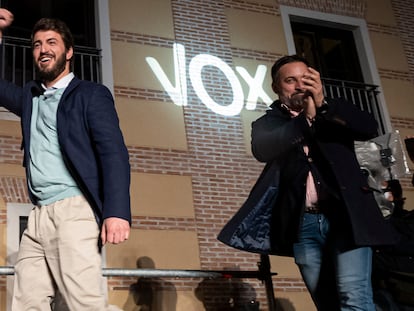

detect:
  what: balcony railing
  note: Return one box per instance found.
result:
[0,36,385,134]
[323,78,385,134]
[0,36,101,85]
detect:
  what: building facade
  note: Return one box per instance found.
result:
[0,0,413,310]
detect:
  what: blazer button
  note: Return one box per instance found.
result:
[308,157,313,162]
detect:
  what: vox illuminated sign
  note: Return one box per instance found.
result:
[146,43,273,116]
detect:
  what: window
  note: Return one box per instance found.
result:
[0,0,104,120]
[2,0,95,47]
[280,5,392,134]
[2,0,99,83]
[292,21,363,83]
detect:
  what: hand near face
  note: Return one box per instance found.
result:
[303,94,317,121]
[301,67,325,107]
[0,8,13,39]
[275,61,325,121]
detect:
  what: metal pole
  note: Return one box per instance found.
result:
[258,254,277,311]
[0,266,223,279]
[103,268,221,278]
[0,266,13,275]
[0,264,277,309]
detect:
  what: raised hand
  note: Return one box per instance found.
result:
[302,67,325,107]
[0,8,13,40]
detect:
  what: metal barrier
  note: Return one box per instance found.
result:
[322,78,384,134]
[0,255,277,310]
[0,36,101,85]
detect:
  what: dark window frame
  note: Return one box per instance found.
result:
[291,20,364,83]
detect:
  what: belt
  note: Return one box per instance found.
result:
[304,205,321,214]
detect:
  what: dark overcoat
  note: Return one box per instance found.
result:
[0,77,131,225]
[218,98,398,256]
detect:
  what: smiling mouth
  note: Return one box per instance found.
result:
[39,54,53,64]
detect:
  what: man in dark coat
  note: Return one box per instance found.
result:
[0,10,130,310]
[219,55,397,311]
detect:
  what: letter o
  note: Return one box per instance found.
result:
[189,54,244,116]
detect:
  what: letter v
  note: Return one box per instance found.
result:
[146,43,188,106]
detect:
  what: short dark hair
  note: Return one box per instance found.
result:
[271,54,310,85]
[31,18,74,51]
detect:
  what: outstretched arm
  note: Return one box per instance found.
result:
[0,9,13,40]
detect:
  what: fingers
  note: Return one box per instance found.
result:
[0,8,13,41]
[0,8,13,29]
[302,67,324,106]
[307,67,320,76]
[108,228,129,244]
[302,67,321,87]
[101,217,130,245]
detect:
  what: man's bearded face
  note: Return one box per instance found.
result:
[36,49,67,82]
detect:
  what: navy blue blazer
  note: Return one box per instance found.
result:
[0,76,131,225]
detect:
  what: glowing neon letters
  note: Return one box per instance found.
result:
[146,43,272,116]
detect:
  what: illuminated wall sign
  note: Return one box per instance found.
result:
[146,43,273,116]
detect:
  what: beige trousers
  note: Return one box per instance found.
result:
[11,195,122,311]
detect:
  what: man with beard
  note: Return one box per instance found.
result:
[0,9,131,310]
[218,55,397,310]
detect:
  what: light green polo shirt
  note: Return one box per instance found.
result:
[28,73,82,206]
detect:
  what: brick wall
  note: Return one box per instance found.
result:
[1,0,414,309]
[391,0,414,81]
[110,0,277,307]
[389,0,414,188]
[110,0,414,308]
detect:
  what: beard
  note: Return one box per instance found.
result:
[35,52,67,83]
[280,91,311,112]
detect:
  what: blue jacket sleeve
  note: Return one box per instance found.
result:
[0,78,25,116]
[85,84,131,222]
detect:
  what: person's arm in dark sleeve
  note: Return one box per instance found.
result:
[313,97,378,141]
[251,109,312,163]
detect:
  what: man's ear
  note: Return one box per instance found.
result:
[271,82,279,94]
[66,47,73,62]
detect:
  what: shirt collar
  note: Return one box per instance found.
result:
[41,72,75,91]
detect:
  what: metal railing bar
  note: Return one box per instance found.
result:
[1,36,102,85]
[0,266,277,279]
[0,262,278,311]
[103,268,222,278]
